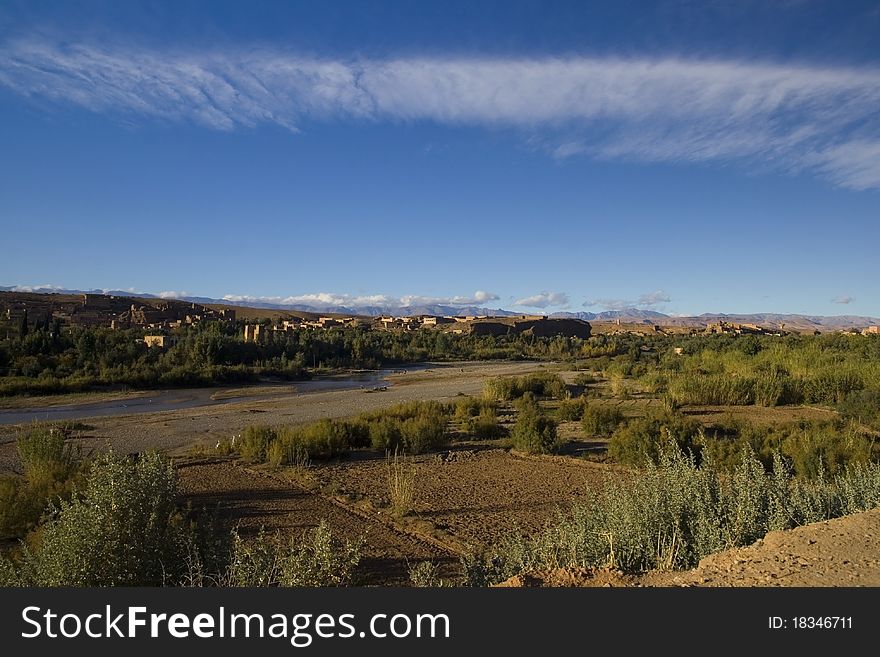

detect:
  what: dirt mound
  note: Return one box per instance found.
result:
[499,509,880,587]
[643,508,880,587]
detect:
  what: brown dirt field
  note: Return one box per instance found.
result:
[312,447,618,550]
[683,404,840,426]
[176,458,459,586]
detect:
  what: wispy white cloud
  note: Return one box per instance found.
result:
[638,290,672,306]
[514,291,569,308]
[157,290,188,299]
[222,290,500,310]
[831,295,855,305]
[2,40,880,187]
[585,289,672,310]
[6,283,67,293]
[583,298,632,311]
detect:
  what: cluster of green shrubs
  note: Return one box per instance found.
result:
[510,396,559,455]
[238,401,454,467]
[581,403,627,436]
[0,451,361,587]
[464,445,880,582]
[484,372,567,401]
[453,396,506,439]
[360,401,452,453]
[605,409,880,480]
[555,398,585,421]
[572,372,598,387]
[0,426,83,540]
[220,523,362,587]
[701,418,880,479]
[607,410,703,466]
[661,336,878,408]
[838,389,880,431]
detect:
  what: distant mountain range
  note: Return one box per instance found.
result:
[2,286,877,329]
[552,310,880,330]
[551,309,669,321]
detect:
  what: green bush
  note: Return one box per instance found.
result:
[239,425,276,461]
[366,417,400,451]
[16,427,79,485]
[700,418,879,478]
[470,411,506,440]
[838,389,880,430]
[298,419,351,459]
[399,416,448,454]
[639,371,667,394]
[581,403,626,436]
[667,373,756,406]
[0,476,52,540]
[511,408,559,455]
[224,522,362,587]
[607,411,702,466]
[11,451,192,586]
[484,373,567,401]
[556,398,585,422]
[454,397,497,426]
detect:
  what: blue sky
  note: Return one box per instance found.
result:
[1,0,878,316]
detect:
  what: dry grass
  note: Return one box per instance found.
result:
[386,449,416,517]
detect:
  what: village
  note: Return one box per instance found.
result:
[2,292,878,349]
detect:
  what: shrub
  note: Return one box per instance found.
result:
[0,476,52,540]
[369,417,403,452]
[267,431,310,469]
[239,425,275,461]
[639,371,668,394]
[484,373,567,401]
[409,561,447,587]
[278,521,362,587]
[511,409,559,455]
[607,411,702,466]
[454,396,496,424]
[700,418,879,478]
[400,416,447,454]
[581,403,626,436]
[386,450,416,517]
[16,427,79,485]
[573,373,597,387]
[225,522,362,587]
[556,398,585,422]
[470,411,506,440]
[667,373,755,406]
[362,402,450,454]
[298,419,351,459]
[838,389,880,431]
[13,451,191,586]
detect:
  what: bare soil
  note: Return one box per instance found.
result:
[312,447,619,551]
[177,458,459,586]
